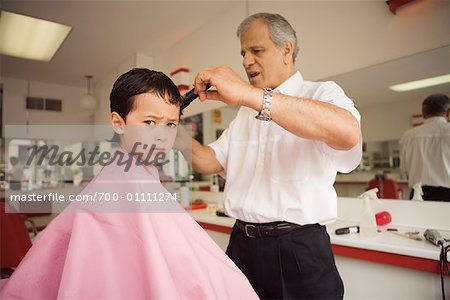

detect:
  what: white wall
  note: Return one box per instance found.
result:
[2,77,91,126]
[202,106,239,144]
[93,53,155,125]
[155,3,247,117]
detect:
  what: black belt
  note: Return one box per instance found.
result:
[235,219,317,238]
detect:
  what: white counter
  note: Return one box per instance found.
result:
[189,208,446,262]
[328,220,447,261]
[188,195,450,300]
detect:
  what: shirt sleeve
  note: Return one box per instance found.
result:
[316,81,362,173]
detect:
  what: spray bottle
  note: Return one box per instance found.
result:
[359,188,378,238]
[178,182,191,209]
[210,175,219,192]
[412,182,424,201]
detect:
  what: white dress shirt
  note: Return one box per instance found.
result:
[399,117,450,189]
[209,72,362,225]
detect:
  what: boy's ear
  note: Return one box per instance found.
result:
[110,112,125,134]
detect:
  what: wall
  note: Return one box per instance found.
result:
[202,106,239,144]
[2,77,91,126]
[156,1,450,113]
[93,53,155,125]
[155,3,247,117]
[200,98,425,150]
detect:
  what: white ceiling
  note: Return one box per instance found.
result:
[1,0,449,108]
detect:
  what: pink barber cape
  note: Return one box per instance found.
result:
[0,152,257,300]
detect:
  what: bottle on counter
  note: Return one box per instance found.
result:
[359,188,378,238]
[210,175,219,192]
[178,182,191,209]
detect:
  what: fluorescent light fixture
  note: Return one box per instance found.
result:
[389,74,450,92]
[0,10,72,62]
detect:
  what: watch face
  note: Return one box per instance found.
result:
[255,114,271,121]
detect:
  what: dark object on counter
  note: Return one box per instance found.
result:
[216,209,229,217]
[192,198,204,205]
[181,84,212,110]
[335,226,360,235]
[424,229,446,246]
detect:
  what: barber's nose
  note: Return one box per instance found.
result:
[242,52,255,69]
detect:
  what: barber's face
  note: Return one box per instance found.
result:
[240,20,290,89]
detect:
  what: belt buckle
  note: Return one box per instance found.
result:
[244,224,257,238]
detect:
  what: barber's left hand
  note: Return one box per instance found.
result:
[194,66,259,107]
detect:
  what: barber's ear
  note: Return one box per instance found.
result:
[110,112,125,134]
[283,42,294,65]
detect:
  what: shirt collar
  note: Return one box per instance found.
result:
[273,71,303,95]
[424,116,448,124]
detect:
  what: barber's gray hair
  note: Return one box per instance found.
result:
[236,12,299,63]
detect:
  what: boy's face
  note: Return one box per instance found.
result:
[114,93,180,162]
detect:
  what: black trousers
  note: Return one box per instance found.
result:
[226,222,344,300]
[409,185,450,202]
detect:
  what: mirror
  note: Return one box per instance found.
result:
[323,45,450,201]
[197,45,450,201]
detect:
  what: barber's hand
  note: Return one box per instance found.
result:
[194,66,259,108]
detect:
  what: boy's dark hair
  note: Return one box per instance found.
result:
[110,68,182,119]
[109,68,182,142]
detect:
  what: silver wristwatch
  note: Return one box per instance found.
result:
[255,88,273,121]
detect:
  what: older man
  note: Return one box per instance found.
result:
[190,13,362,299]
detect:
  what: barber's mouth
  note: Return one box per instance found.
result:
[248,72,260,79]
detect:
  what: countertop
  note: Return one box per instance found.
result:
[188,208,446,262]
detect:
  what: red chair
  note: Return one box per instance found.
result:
[0,201,32,278]
[367,174,402,199]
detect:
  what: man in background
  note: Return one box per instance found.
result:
[400,94,450,201]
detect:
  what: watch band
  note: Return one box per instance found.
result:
[255,88,273,121]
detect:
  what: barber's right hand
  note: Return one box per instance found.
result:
[194,66,260,109]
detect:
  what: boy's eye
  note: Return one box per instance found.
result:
[144,120,156,125]
[167,123,178,128]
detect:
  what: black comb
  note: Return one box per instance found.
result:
[181,83,212,110]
